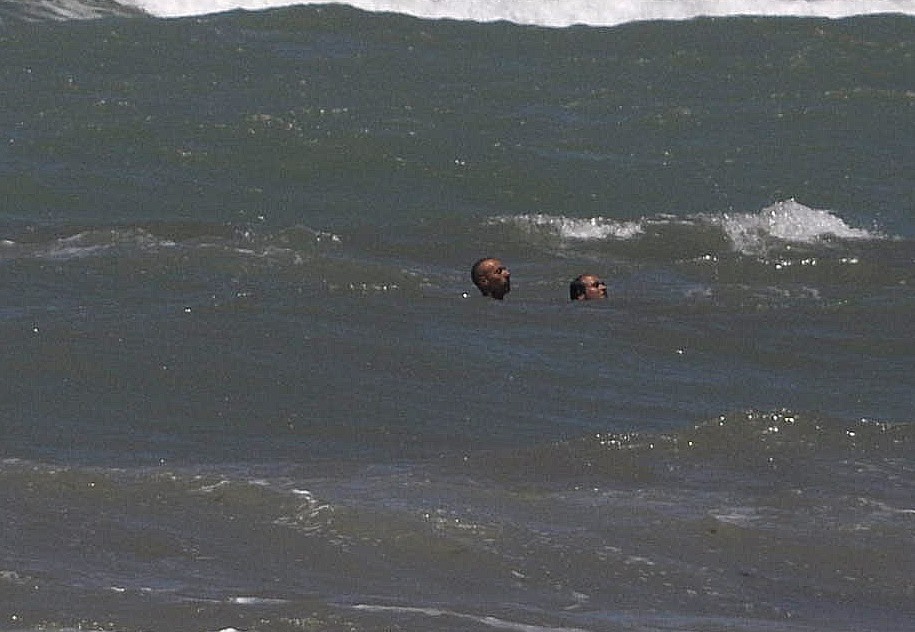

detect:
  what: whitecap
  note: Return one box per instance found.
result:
[351,603,592,632]
[124,0,915,27]
[499,213,643,241]
[228,596,289,605]
[713,199,877,255]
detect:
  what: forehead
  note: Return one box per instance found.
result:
[480,259,504,272]
[579,275,599,284]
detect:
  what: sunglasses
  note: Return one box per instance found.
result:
[587,280,606,288]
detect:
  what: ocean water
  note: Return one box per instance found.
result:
[1,1,913,630]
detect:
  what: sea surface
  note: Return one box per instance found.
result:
[1,0,913,630]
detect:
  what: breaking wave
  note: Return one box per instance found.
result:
[712,199,878,255]
[0,0,142,21]
[500,200,883,256]
[7,0,915,25]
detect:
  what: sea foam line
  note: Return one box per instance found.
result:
[498,200,881,257]
[124,0,915,26]
[351,604,592,632]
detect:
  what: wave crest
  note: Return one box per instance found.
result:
[0,0,142,21]
[502,213,645,241]
[713,199,878,255]
[497,200,881,258]
[7,0,913,25]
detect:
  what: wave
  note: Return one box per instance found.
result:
[499,199,884,256]
[711,199,878,255]
[350,604,591,632]
[130,0,915,25]
[0,222,339,263]
[467,409,913,487]
[0,222,424,299]
[0,0,142,21]
[0,201,896,300]
[5,410,906,512]
[9,0,913,25]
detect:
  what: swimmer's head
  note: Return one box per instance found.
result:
[471,257,511,300]
[570,274,607,301]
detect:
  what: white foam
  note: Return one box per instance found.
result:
[504,213,644,241]
[351,604,592,632]
[123,0,915,26]
[7,0,129,20]
[715,199,877,255]
[228,596,289,604]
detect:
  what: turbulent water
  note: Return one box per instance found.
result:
[0,1,913,630]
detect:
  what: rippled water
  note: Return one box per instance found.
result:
[0,2,912,630]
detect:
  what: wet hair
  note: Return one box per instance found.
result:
[569,276,587,301]
[470,257,493,289]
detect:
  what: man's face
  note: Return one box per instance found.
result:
[578,275,607,300]
[480,259,511,299]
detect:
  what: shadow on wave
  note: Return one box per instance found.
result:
[0,0,144,22]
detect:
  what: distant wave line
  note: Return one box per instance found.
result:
[124,0,915,26]
[350,604,593,632]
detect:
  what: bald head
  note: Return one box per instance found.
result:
[471,257,511,299]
